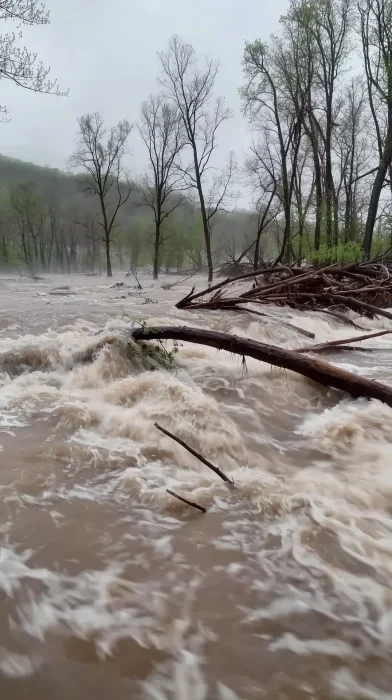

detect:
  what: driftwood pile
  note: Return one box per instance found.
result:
[176,257,392,323]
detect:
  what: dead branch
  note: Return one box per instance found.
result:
[21,273,44,281]
[233,305,315,339]
[176,259,392,320]
[161,272,198,291]
[176,265,294,308]
[166,489,207,513]
[155,422,234,485]
[317,309,367,330]
[296,329,392,353]
[271,293,392,320]
[126,269,142,289]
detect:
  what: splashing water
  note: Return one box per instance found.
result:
[1,273,392,699]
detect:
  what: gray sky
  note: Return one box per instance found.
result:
[0,0,288,188]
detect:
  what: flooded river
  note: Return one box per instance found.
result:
[1,272,392,699]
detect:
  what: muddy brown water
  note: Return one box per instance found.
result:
[1,273,392,699]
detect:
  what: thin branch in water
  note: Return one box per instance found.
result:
[166,489,207,513]
[128,268,142,289]
[296,329,392,353]
[155,422,234,485]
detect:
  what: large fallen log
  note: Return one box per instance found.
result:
[130,326,392,407]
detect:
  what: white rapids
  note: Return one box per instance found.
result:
[0,272,392,699]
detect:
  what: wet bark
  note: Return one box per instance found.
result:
[130,326,392,407]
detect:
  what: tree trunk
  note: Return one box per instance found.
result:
[153,221,160,280]
[193,146,213,283]
[200,189,213,283]
[363,110,392,258]
[253,231,261,271]
[105,233,112,277]
[1,234,8,262]
[325,111,333,250]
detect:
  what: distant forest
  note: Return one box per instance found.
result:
[2,1,392,280]
[0,153,269,277]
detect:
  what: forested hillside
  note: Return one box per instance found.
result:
[0,153,268,275]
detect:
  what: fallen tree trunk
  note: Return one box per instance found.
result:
[131,326,392,407]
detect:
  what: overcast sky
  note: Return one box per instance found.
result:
[0,0,289,190]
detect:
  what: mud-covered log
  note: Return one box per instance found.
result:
[131,326,392,407]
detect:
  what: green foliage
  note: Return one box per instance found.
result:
[184,216,205,269]
[128,322,180,370]
[309,241,363,265]
[161,220,185,272]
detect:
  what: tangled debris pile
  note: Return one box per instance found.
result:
[176,256,392,322]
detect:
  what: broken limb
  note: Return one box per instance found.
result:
[176,266,300,309]
[296,329,392,354]
[264,293,392,321]
[231,305,315,339]
[130,327,392,407]
[166,489,207,513]
[155,422,233,485]
[316,309,367,331]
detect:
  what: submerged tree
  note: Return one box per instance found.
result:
[139,94,185,279]
[70,112,133,277]
[159,35,232,282]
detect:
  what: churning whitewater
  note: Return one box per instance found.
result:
[1,273,392,699]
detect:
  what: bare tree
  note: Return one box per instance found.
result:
[241,39,302,264]
[159,35,232,282]
[0,0,65,115]
[204,150,238,238]
[244,137,280,269]
[334,77,371,243]
[279,2,324,251]
[308,0,351,248]
[292,139,315,260]
[359,0,392,257]
[139,94,185,279]
[70,113,133,277]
